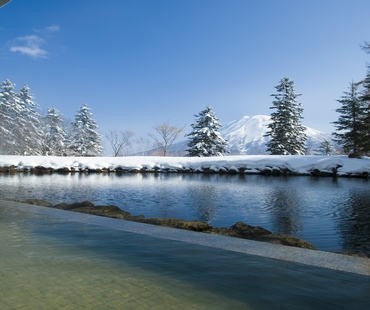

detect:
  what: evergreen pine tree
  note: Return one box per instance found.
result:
[1,80,25,154]
[41,107,67,155]
[318,139,335,156]
[185,106,228,157]
[0,80,43,155]
[0,79,18,154]
[265,77,307,155]
[359,69,370,154]
[66,104,103,156]
[332,82,365,157]
[17,85,43,155]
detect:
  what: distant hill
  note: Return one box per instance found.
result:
[150,115,332,156]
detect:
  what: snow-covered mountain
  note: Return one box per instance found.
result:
[221,115,270,155]
[169,115,331,156]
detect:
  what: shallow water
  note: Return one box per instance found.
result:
[1,204,370,309]
[0,173,369,255]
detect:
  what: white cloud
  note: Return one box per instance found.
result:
[9,35,48,58]
[45,24,60,33]
[7,24,61,59]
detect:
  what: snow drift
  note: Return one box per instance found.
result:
[0,155,369,177]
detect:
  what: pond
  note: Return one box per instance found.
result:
[0,173,369,255]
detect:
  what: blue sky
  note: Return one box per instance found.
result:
[1,0,370,150]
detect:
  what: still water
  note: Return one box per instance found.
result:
[1,202,370,309]
[0,173,369,255]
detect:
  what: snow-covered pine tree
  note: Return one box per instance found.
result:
[0,79,18,154]
[359,66,370,155]
[0,80,43,155]
[265,77,307,155]
[185,106,228,157]
[17,85,43,155]
[66,104,103,156]
[41,108,67,155]
[332,81,365,157]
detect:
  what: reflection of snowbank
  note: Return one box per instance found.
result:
[1,155,370,177]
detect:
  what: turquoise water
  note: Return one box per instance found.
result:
[1,203,370,309]
[0,173,370,255]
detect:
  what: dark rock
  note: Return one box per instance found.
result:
[211,221,272,239]
[129,214,146,221]
[135,217,213,232]
[53,200,95,210]
[0,165,18,173]
[115,167,128,174]
[255,234,317,250]
[74,205,132,219]
[7,198,53,207]
[271,167,282,175]
[260,166,272,175]
[25,199,52,207]
[56,167,71,174]
[228,166,239,174]
[53,203,76,210]
[218,167,227,174]
[231,221,272,238]
[238,167,246,174]
[70,201,95,208]
[51,201,132,219]
[309,169,335,177]
[31,166,53,174]
[74,205,121,213]
[281,167,293,175]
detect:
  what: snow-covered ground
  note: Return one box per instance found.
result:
[0,155,369,177]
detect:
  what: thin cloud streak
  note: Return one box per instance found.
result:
[7,25,60,59]
[45,24,60,33]
[9,35,48,58]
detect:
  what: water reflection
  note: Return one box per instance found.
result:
[0,173,370,255]
[336,186,370,254]
[265,178,302,236]
[187,181,219,224]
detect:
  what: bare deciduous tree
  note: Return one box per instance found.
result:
[149,121,184,156]
[106,129,135,156]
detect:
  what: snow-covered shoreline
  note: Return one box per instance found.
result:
[0,155,370,177]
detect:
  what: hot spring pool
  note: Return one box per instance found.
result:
[1,200,369,309]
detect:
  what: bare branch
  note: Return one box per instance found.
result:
[149,121,184,156]
[106,129,135,156]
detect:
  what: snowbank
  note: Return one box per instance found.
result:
[0,155,370,177]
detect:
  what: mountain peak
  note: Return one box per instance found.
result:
[164,115,331,156]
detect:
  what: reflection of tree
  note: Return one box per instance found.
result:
[337,191,370,255]
[185,175,219,224]
[267,180,302,236]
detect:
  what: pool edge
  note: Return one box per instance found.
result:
[2,199,370,277]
